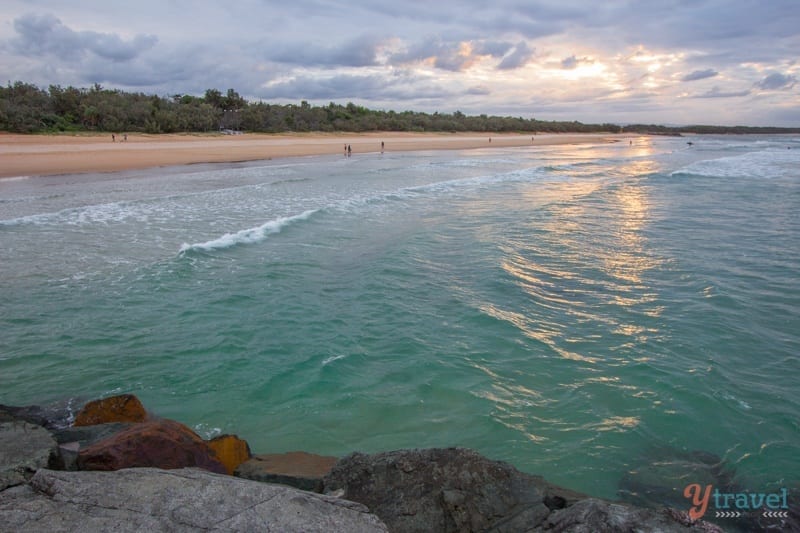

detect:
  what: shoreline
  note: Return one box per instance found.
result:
[0,132,627,179]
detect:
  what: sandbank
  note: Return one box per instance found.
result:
[0,132,628,179]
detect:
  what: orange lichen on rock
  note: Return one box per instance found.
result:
[207,434,252,475]
[73,394,148,426]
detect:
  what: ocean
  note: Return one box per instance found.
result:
[1,135,798,506]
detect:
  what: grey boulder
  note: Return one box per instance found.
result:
[0,467,388,532]
[0,421,59,490]
[323,447,552,532]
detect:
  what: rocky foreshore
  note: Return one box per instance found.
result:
[0,394,735,532]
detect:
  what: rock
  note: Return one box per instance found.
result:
[323,447,551,532]
[57,442,81,472]
[0,421,59,490]
[76,419,226,474]
[50,423,133,471]
[619,447,738,511]
[73,394,148,426]
[207,434,252,475]
[544,498,722,532]
[51,422,133,446]
[0,467,389,532]
[236,451,338,492]
[323,448,723,533]
[0,401,78,429]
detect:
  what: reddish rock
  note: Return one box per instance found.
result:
[73,394,148,426]
[235,451,338,492]
[76,419,226,474]
[207,434,252,475]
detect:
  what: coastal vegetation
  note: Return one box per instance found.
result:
[2,81,798,135]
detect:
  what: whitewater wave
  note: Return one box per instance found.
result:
[175,168,551,254]
[322,354,348,365]
[179,209,318,253]
[670,148,799,180]
[0,200,153,227]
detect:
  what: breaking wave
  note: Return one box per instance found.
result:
[178,209,318,253]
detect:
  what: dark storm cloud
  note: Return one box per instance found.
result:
[755,72,797,90]
[682,69,718,82]
[11,13,156,62]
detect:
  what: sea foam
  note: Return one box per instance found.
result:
[671,148,799,180]
[179,209,318,253]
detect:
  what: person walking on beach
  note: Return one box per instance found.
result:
[112,134,115,142]
[381,141,385,153]
[347,144,352,156]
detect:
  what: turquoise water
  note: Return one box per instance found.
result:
[1,135,798,501]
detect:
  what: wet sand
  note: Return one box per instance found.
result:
[0,132,626,179]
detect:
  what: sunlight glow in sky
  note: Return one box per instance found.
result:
[1,1,797,126]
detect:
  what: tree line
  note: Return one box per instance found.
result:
[1,81,798,135]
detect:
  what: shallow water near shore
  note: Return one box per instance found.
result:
[1,135,798,505]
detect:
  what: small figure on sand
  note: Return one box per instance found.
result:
[123,134,128,142]
[381,141,385,153]
[347,144,352,156]
[489,137,492,143]
[112,134,115,142]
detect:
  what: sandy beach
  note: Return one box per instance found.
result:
[0,132,626,179]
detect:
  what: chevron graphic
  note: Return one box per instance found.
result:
[714,511,742,518]
[762,510,789,518]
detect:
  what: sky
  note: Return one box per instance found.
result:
[1,1,798,126]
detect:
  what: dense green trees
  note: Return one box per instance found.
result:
[1,81,797,134]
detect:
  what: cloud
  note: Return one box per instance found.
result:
[498,41,535,70]
[694,86,751,98]
[11,13,157,62]
[561,55,578,69]
[389,37,462,70]
[473,41,513,58]
[1,2,798,126]
[390,37,512,72]
[256,71,455,102]
[682,69,718,82]
[467,85,491,95]
[755,72,796,90]
[561,55,593,70]
[268,35,383,67]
